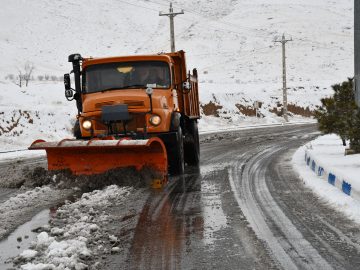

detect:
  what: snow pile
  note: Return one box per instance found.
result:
[292,134,360,223]
[19,250,38,260]
[20,232,90,270]
[0,0,353,150]
[16,185,132,269]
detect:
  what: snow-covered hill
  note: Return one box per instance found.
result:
[0,0,354,150]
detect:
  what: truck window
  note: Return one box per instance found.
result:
[84,61,171,93]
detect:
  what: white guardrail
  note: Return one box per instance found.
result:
[304,150,360,201]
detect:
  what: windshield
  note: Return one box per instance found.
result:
[84,61,171,93]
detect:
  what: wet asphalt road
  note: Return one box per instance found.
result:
[117,124,360,269]
[1,124,360,269]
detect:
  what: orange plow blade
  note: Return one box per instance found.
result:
[29,137,168,179]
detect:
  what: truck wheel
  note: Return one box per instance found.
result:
[184,120,200,166]
[168,127,185,175]
[73,120,82,139]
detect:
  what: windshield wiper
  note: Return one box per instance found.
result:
[100,85,146,92]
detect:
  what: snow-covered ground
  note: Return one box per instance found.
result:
[0,0,353,151]
[0,83,76,151]
[292,134,360,223]
[15,185,134,270]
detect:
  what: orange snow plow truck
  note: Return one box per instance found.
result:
[29,51,200,181]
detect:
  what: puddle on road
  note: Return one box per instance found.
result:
[0,192,79,269]
[0,209,50,269]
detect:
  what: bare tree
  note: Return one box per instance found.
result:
[24,62,35,87]
[15,69,23,88]
[13,62,35,88]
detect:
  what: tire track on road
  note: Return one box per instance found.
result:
[229,145,333,270]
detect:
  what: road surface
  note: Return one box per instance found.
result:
[1,124,360,269]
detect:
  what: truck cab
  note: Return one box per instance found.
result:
[64,51,200,175]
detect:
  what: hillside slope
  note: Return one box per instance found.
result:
[0,0,353,150]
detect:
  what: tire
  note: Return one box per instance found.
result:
[168,127,185,175]
[73,120,82,139]
[184,120,200,166]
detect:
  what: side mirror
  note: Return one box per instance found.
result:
[183,81,191,91]
[64,73,71,90]
[65,89,73,99]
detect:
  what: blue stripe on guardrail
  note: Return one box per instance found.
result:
[306,152,354,197]
[342,181,352,196]
[328,173,336,186]
[311,160,316,172]
[317,167,324,176]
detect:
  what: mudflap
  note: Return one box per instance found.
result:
[29,137,168,183]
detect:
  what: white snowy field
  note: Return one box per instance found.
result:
[292,134,360,223]
[0,0,354,150]
[0,83,77,151]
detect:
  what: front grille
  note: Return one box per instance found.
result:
[95,114,146,134]
[124,100,145,108]
[95,101,115,109]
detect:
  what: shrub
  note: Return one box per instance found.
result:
[315,78,360,149]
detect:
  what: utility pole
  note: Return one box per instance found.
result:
[355,0,360,107]
[275,34,292,122]
[159,2,184,53]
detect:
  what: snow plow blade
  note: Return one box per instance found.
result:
[28,137,168,179]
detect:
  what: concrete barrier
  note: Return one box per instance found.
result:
[304,150,356,199]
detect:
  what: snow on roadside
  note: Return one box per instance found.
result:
[0,186,71,239]
[292,135,360,224]
[14,185,133,270]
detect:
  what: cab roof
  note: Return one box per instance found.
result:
[82,53,175,68]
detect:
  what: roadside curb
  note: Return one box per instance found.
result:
[304,150,360,201]
[200,120,316,135]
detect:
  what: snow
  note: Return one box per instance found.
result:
[292,135,360,223]
[18,185,132,269]
[201,180,228,246]
[0,0,353,151]
[36,232,54,249]
[0,83,77,152]
[21,263,55,270]
[19,250,38,259]
[303,134,360,192]
[0,187,50,210]
[199,117,316,134]
[0,150,45,163]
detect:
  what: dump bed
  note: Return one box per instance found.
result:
[166,51,200,120]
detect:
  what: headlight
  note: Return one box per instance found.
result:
[149,115,161,126]
[82,120,92,130]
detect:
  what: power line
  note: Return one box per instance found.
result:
[144,0,263,33]
[139,0,267,38]
[200,46,272,70]
[116,0,159,12]
[115,0,271,53]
